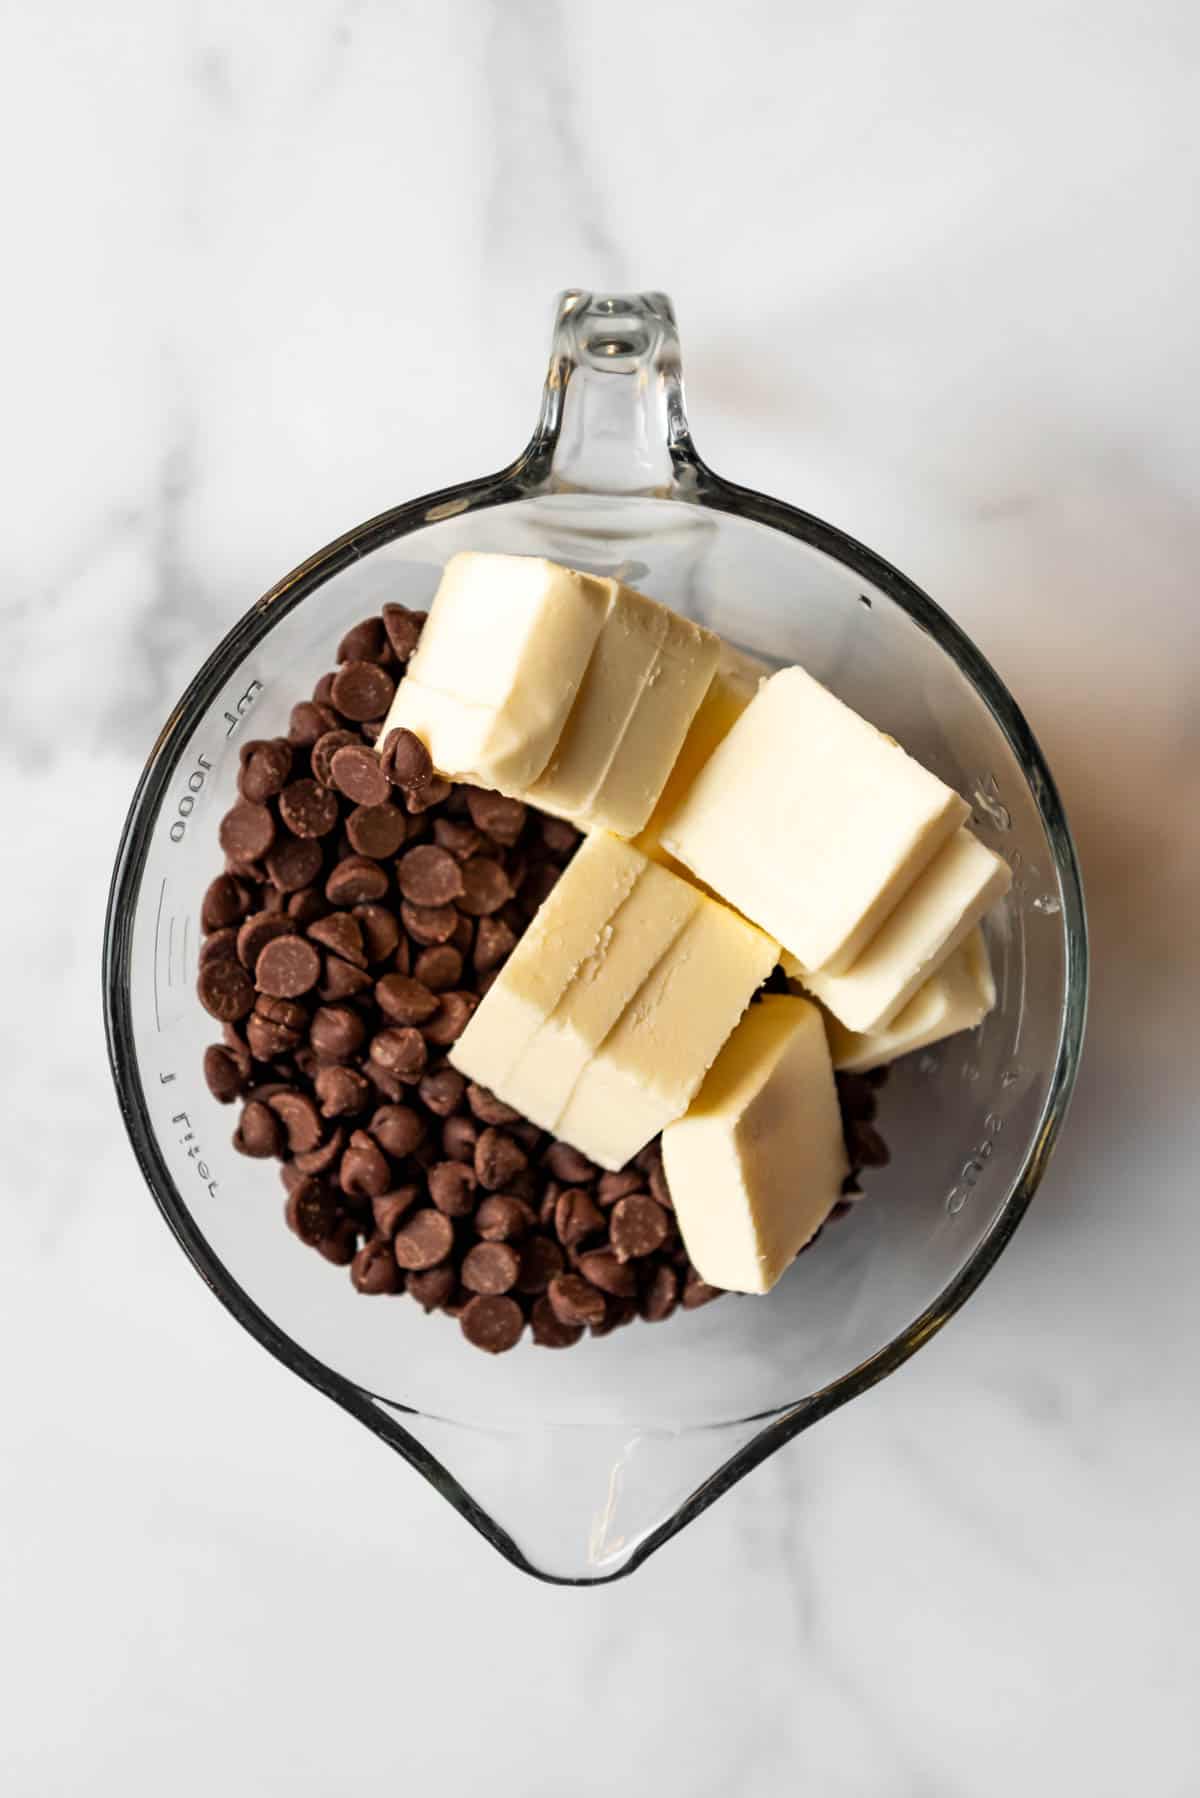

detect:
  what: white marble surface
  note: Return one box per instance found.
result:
[3,1,1199,1791]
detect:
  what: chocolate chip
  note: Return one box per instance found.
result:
[474,1127,527,1191]
[265,835,324,893]
[198,926,238,967]
[475,1195,534,1241]
[461,1240,520,1296]
[236,910,295,970]
[407,1263,456,1311]
[427,1161,477,1217]
[318,958,374,1002]
[267,1089,323,1154]
[848,1122,890,1168]
[400,900,458,944]
[198,956,256,1021]
[338,616,392,666]
[239,739,292,802]
[331,660,394,721]
[413,945,463,991]
[681,1273,723,1309]
[234,1099,284,1158]
[380,726,432,793]
[309,1005,366,1060]
[465,789,526,846]
[289,701,339,746]
[317,1219,360,1265]
[457,857,512,917]
[515,1234,565,1295]
[247,999,305,1060]
[836,1073,879,1124]
[610,1194,670,1261]
[202,873,252,931]
[372,1187,420,1237]
[577,1249,637,1298]
[203,1044,245,1103]
[459,1294,524,1354]
[544,1141,597,1184]
[392,1207,454,1271]
[369,1026,427,1081]
[375,974,439,1026]
[286,887,327,927]
[331,743,393,809]
[381,604,425,662]
[466,1083,520,1126]
[554,1189,606,1249]
[433,819,484,860]
[442,1114,478,1163]
[396,844,463,907]
[254,934,321,998]
[519,861,561,916]
[312,672,338,706]
[547,1274,606,1329]
[219,801,276,862]
[342,802,403,861]
[405,775,452,814]
[473,916,516,973]
[326,855,389,905]
[369,1104,424,1159]
[639,1263,679,1322]
[597,1169,642,1207]
[285,1177,341,1244]
[220,1024,253,1079]
[419,1067,465,1117]
[540,815,580,856]
[647,1156,673,1210]
[351,1237,402,1294]
[422,990,478,1048]
[530,1295,582,1348]
[350,904,400,966]
[307,910,367,968]
[340,1130,392,1198]
[278,779,338,839]
[315,1064,371,1118]
[309,728,357,788]
[591,1296,637,1336]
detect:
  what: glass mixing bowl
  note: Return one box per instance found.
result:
[104,291,1087,1584]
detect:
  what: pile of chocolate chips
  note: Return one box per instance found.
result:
[197,603,889,1353]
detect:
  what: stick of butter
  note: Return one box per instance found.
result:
[824,928,996,1072]
[635,643,767,866]
[379,553,611,791]
[498,858,703,1132]
[528,581,720,837]
[661,995,848,1294]
[797,828,1011,1033]
[554,896,779,1171]
[660,666,969,974]
[449,831,645,1098]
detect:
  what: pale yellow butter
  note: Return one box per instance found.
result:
[499,859,702,1132]
[661,995,848,1294]
[799,828,1011,1033]
[660,666,969,975]
[379,552,611,791]
[449,831,644,1096]
[825,928,996,1072]
[635,643,767,865]
[554,897,779,1171]
[529,582,720,837]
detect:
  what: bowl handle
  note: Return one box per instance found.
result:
[524,289,699,497]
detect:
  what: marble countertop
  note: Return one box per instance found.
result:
[3,2,1198,1792]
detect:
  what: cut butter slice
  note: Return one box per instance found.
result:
[379,552,611,791]
[554,897,779,1171]
[635,643,767,866]
[499,859,703,1132]
[529,582,720,837]
[661,995,848,1294]
[798,828,1011,1033]
[824,928,996,1072]
[661,666,969,974]
[449,831,644,1097]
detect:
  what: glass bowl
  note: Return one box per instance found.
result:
[104,291,1087,1584]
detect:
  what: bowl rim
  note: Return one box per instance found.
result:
[103,449,1088,1585]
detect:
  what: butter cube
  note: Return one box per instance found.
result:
[379,552,611,791]
[660,666,969,974]
[635,643,767,865]
[661,995,848,1293]
[799,829,1011,1033]
[825,928,996,1072]
[499,858,703,1132]
[449,831,644,1097]
[529,582,720,837]
[554,897,779,1171]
